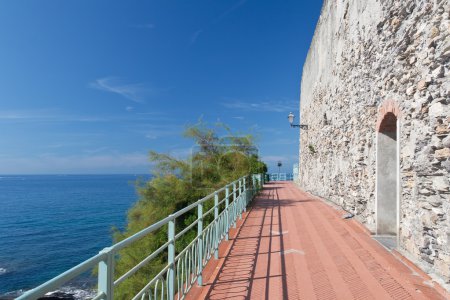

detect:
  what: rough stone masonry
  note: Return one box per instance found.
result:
[299,0,450,287]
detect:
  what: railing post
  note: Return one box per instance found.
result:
[98,247,114,300]
[243,177,247,210]
[232,182,237,228]
[197,202,203,286]
[257,174,262,190]
[168,218,175,300]
[256,174,259,194]
[214,192,219,259]
[252,175,256,194]
[238,179,243,219]
[225,186,229,241]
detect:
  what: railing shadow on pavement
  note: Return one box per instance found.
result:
[204,182,290,300]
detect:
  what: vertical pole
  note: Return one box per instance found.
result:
[239,179,243,219]
[225,186,229,241]
[232,182,237,228]
[214,192,219,259]
[252,175,256,192]
[243,177,247,210]
[98,247,114,300]
[168,218,175,300]
[258,174,262,190]
[197,202,203,286]
[253,175,257,198]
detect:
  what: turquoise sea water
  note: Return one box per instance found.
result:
[0,175,146,298]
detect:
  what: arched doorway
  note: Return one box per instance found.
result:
[376,100,399,239]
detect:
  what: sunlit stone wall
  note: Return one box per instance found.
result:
[299,0,450,285]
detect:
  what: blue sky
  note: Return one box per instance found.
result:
[0,0,322,174]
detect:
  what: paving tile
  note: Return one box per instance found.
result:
[190,182,448,300]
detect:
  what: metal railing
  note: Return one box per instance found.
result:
[18,174,263,300]
[267,173,294,181]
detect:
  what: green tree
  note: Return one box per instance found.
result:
[112,122,266,298]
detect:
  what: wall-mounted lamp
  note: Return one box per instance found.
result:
[288,112,308,129]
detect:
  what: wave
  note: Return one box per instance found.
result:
[0,268,7,274]
[43,287,97,299]
[0,287,97,300]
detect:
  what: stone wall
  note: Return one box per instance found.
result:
[299,0,450,285]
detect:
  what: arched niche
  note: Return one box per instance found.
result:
[376,100,400,238]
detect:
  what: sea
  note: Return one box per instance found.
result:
[0,174,148,299]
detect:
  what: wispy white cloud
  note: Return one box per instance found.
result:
[82,147,110,154]
[0,109,108,123]
[145,132,160,139]
[189,0,247,46]
[0,109,169,124]
[190,30,203,45]
[135,112,164,116]
[45,143,64,149]
[90,77,149,103]
[144,127,179,139]
[214,0,248,23]
[0,108,58,120]
[221,99,297,112]
[169,147,193,160]
[128,123,180,140]
[38,140,94,150]
[232,116,245,120]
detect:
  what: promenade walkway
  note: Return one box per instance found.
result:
[188,182,448,300]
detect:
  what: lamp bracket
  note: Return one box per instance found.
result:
[290,124,308,130]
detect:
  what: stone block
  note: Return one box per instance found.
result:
[436,124,450,134]
[429,102,449,118]
[442,135,450,148]
[434,148,450,160]
[432,176,449,192]
[417,80,428,91]
[431,65,445,78]
[406,85,416,95]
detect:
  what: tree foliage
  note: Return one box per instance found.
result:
[112,122,266,298]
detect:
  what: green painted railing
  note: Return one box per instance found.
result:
[17,174,263,300]
[267,173,294,181]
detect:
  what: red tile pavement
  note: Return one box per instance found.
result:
[187,182,449,300]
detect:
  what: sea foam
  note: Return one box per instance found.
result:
[44,286,97,299]
[1,286,97,300]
